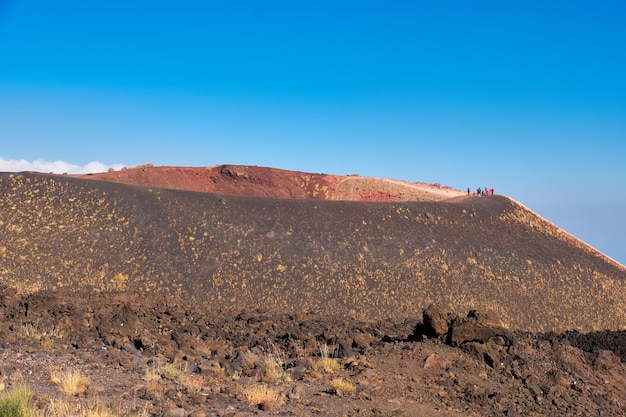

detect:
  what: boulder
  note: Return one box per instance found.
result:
[233,348,261,369]
[423,353,451,369]
[423,304,456,340]
[353,333,374,349]
[448,309,514,347]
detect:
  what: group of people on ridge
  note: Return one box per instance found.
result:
[467,187,494,197]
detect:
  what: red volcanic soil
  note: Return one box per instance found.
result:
[77,164,465,202]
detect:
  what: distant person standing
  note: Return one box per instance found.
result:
[490,188,494,196]
[467,187,470,195]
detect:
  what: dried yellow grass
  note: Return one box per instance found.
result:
[262,345,292,382]
[176,373,206,394]
[43,398,147,417]
[328,378,356,396]
[315,344,340,373]
[0,384,35,417]
[243,384,285,411]
[50,368,90,396]
[142,364,161,383]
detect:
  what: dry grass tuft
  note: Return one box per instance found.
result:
[142,364,161,383]
[262,344,292,382]
[0,384,35,417]
[84,402,118,417]
[315,343,341,373]
[50,368,90,396]
[43,398,75,417]
[44,398,145,417]
[243,384,285,411]
[328,378,356,396]
[176,373,206,394]
[20,323,63,349]
[157,363,180,380]
[143,361,206,393]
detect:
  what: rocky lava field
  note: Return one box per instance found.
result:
[1,165,626,416]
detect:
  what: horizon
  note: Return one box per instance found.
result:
[1,1,624,266]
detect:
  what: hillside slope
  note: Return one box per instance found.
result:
[1,171,625,332]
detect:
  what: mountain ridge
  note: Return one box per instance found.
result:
[76,164,465,202]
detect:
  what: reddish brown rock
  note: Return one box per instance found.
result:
[423,304,457,340]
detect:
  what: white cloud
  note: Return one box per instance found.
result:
[0,157,126,175]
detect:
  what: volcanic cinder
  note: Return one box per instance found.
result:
[1,165,624,332]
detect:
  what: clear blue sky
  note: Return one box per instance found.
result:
[1,1,625,265]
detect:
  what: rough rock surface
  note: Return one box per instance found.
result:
[423,303,456,340]
[2,290,626,416]
[448,309,514,347]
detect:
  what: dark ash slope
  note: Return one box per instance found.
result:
[1,172,624,332]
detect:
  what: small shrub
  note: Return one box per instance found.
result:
[158,364,180,380]
[44,399,122,417]
[21,323,63,349]
[0,385,35,417]
[243,384,285,411]
[315,344,340,373]
[84,402,117,417]
[262,345,291,382]
[42,398,73,417]
[40,336,55,350]
[51,368,90,395]
[20,324,41,340]
[142,364,161,383]
[176,373,206,394]
[328,378,356,396]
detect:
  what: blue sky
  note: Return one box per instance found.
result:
[1,1,625,265]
